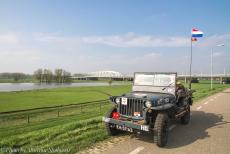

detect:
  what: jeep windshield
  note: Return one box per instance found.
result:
[133,73,176,95]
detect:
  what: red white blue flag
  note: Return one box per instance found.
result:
[191,28,203,37]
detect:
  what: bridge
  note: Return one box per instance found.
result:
[71,71,133,81]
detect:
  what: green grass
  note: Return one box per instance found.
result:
[183,80,230,101]
[0,85,131,112]
[0,81,228,113]
[0,117,109,153]
[0,102,110,127]
[0,82,230,153]
[0,105,112,153]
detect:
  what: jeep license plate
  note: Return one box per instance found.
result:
[121,97,127,105]
[116,125,133,132]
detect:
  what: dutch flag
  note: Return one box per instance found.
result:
[191,28,203,37]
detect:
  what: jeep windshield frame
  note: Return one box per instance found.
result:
[132,72,177,95]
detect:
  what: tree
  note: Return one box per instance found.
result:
[43,69,53,83]
[54,69,63,83]
[46,70,53,83]
[34,69,43,82]
[12,73,26,82]
[108,79,113,86]
[33,68,72,83]
[63,70,72,82]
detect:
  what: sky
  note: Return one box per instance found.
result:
[0,0,229,75]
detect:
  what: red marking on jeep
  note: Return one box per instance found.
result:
[112,112,120,120]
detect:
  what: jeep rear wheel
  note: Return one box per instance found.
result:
[181,106,190,125]
[105,106,121,136]
[154,113,169,147]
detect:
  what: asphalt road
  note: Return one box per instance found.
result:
[95,89,230,154]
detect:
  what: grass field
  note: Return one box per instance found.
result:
[0,81,228,112]
[0,85,131,112]
[0,82,229,153]
[0,109,111,153]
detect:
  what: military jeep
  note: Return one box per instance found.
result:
[103,72,193,147]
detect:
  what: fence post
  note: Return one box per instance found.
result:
[57,107,60,117]
[27,114,30,124]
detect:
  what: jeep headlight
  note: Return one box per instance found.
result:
[145,101,152,108]
[157,98,165,105]
[115,97,120,104]
[164,97,170,103]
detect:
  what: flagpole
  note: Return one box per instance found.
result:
[189,28,203,89]
[189,37,192,89]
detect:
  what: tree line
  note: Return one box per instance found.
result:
[33,68,72,83]
[0,73,31,81]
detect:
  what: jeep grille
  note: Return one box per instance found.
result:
[118,98,145,117]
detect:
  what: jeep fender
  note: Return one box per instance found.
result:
[150,103,174,110]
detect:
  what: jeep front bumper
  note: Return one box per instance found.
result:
[102,117,150,132]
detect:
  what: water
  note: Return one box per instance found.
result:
[0,82,127,92]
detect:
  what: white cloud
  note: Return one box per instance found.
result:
[0,33,19,44]
[198,34,230,47]
[0,49,41,61]
[34,32,230,48]
[213,52,224,57]
[34,32,189,47]
[0,48,43,73]
[82,34,189,47]
[33,32,82,46]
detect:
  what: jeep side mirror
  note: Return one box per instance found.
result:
[109,96,115,102]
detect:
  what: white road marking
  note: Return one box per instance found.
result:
[129,146,144,154]
[197,106,202,110]
[169,124,176,131]
[204,101,209,105]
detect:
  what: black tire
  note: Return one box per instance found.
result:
[154,113,169,147]
[181,106,190,125]
[105,106,121,136]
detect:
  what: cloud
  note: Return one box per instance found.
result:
[82,33,189,47]
[33,32,76,43]
[34,32,230,48]
[198,34,230,47]
[34,32,189,47]
[213,52,224,58]
[0,49,41,61]
[0,48,43,73]
[0,33,19,44]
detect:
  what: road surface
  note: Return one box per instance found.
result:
[81,89,230,154]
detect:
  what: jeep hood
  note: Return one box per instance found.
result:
[123,91,175,101]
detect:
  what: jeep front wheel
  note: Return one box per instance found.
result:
[181,106,190,125]
[154,113,169,147]
[105,106,121,136]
